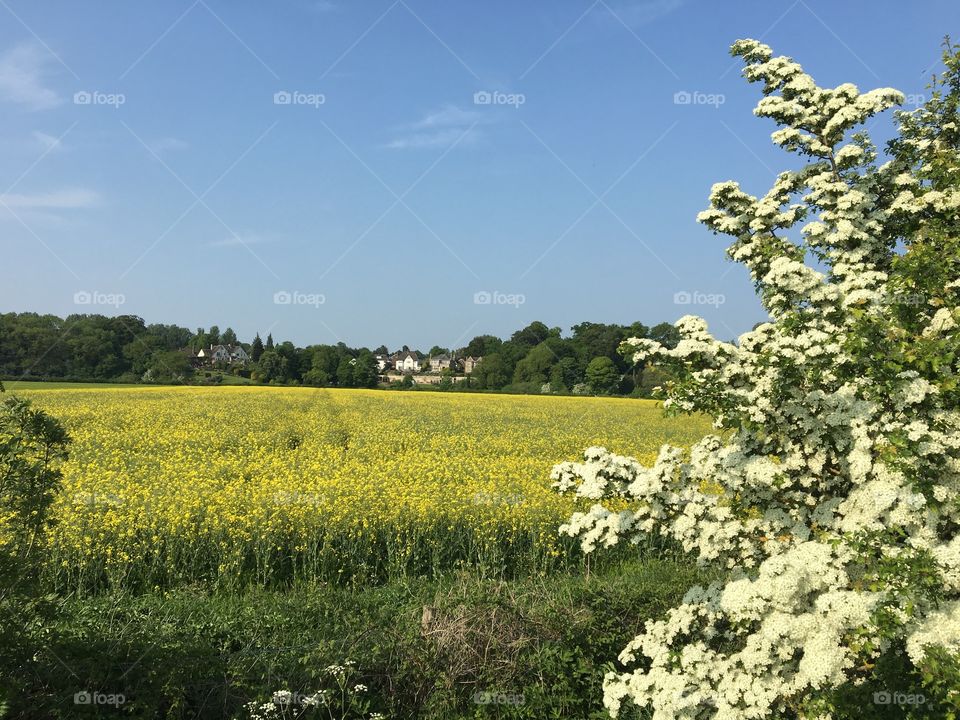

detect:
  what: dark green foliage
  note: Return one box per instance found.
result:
[585,357,619,394]
[0,313,693,396]
[8,558,702,720]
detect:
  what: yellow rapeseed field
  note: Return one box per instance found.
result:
[17,386,712,590]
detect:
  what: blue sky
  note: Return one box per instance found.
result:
[0,0,954,350]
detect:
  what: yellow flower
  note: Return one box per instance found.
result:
[20,386,710,590]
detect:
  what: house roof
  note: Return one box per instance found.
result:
[198,344,247,357]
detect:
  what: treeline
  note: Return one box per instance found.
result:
[0,313,195,382]
[456,320,679,395]
[0,313,680,395]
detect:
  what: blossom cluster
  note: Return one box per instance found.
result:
[553,39,960,718]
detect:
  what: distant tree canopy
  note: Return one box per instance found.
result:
[0,313,196,382]
[470,320,684,395]
[0,313,706,396]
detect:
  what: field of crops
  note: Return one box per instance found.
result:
[15,386,712,591]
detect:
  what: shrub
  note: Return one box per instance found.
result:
[553,39,960,718]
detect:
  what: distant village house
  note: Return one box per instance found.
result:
[393,350,422,373]
[429,354,453,372]
[191,344,250,366]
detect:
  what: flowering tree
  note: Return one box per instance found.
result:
[553,39,960,719]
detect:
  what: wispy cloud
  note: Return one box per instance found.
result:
[32,130,64,152]
[307,0,338,13]
[0,188,99,209]
[206,233,272,249]
[385,127,480,150]
[385,104,483,150]
[0,43,61,110]
[596,0,685,27]
[150,137,189,154]
[413,105,481,129]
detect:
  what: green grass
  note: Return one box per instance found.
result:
[7,556,702,719]
[1,380,145,391]
[2,375,254,391]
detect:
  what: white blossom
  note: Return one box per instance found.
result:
[555,38,960,719]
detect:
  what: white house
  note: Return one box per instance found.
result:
[463,356,482,374]
[196,344,249,365]
[395,350,422,373]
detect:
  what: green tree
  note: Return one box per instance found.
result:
[193,327,208,351]
[465,334,503,357]
[647,321,680,349]
[549,356,580,391]
[0,394,70,571]
[122,334,163,376]
[251,333,264,362]
[510,321,553,348]
[352,351,378,388]
[473,353,509,389]
[336,357,354,387]
[221,327,237,346]
[276,341,302,382]
[570,322,631,369]
[255,350,287,384]
[585,356,619,394]
[512,342,556,385]
[146,350,194,383]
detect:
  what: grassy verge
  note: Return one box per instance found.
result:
[1,380,145,391]
[5,557,703,719]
